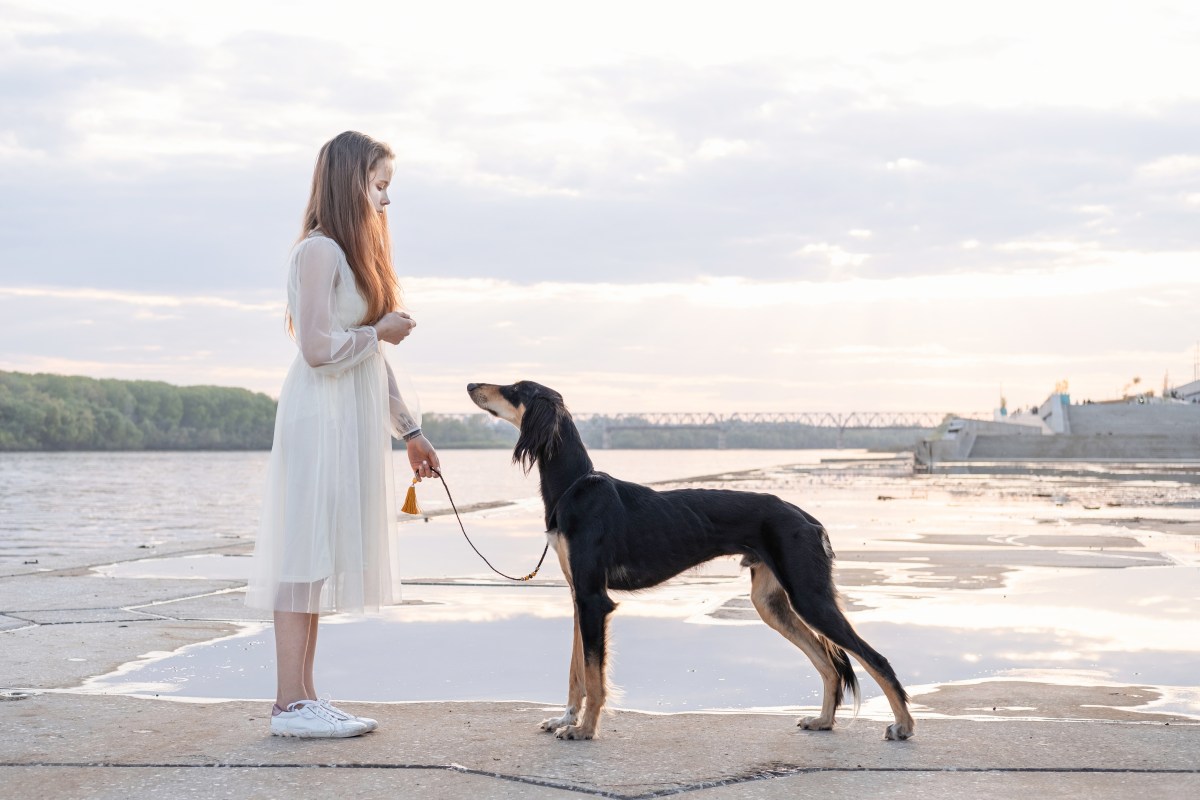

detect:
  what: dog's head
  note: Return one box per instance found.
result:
[467,381,567,472]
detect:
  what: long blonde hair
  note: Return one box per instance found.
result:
[299,131,399,325]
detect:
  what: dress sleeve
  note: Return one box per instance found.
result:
[294,238,380,375]
[385,360,420,439]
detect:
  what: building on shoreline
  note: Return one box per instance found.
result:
[916,382,1200,465]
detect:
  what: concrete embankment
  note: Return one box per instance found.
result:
[920,401,1200,463]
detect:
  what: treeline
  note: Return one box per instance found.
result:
[0,371,522,452]
[418,413,518,449]
[0,371,276,450]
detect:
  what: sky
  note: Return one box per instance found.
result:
[2,0,1199,415]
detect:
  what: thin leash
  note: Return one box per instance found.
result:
[426,467,549,582]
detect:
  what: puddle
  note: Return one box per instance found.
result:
[81,565,1200,719]
[72,462,1200,721]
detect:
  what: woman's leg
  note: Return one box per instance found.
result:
[274,610,318,707]
[303,613,319,699]
[270,607,366,737]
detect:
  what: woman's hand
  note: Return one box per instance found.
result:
[407,435,440,480]
[374,311,416,345]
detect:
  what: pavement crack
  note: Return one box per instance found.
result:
[0,762,1196,800]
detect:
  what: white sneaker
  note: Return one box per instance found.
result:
[318,699,378,733]
[270,700,369,738]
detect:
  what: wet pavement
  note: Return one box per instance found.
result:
[2,457,1199,797]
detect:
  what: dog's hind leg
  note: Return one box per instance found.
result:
[768,540,915,741]
[852,653,915,741]
[794,602,914,740]
[750,563,850,731]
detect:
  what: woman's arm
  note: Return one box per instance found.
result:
[385,360,440,479]
[294,238,380,374]
[385,360,420,439]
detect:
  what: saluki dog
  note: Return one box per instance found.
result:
[468,380,915,742]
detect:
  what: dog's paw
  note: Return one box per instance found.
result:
[540,708,578,733]
[797,716,834,731]
[885,722,914,741]
[554,724,595,740]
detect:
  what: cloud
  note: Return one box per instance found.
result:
[695,138,753,161]
[793,243,871,273]
[886,157,925,171]
[3,1,1200,411]
[4,11,1200,292]
[995,240,1098,254]
[0,285,279,312]
[6,253,1199,413]
[1137,154,1200,180]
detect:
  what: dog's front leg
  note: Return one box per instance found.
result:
[555,589,614,741]
[541,607,585,732]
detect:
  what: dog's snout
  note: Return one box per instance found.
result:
[467,383,480,392]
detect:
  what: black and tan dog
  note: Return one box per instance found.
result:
[468,380,915,742]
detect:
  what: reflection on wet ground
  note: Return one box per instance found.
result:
[84,458,1200,722]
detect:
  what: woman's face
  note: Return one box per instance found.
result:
[367,159,394,213]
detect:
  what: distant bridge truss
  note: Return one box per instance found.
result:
[435,410,963,448]
[574,411,949,448]
[572,411,949,429]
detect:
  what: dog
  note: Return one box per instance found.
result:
[468,380,915,742]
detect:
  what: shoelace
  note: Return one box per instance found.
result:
[287,700,343,724]
[316,699,356,720]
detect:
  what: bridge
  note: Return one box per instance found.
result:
[435,410,969,448]
[575,411,953,448]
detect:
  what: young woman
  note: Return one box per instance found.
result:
[246,131,440,738]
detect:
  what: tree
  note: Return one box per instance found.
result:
[0,371,277,451]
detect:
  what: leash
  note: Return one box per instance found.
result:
[425,467,549,582]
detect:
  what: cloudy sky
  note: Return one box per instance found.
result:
[2,0,1199,415]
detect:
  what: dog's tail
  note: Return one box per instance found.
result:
[822,636,860,716]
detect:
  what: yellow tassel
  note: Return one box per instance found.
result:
[401,477,421,515]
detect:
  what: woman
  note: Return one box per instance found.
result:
[246,131,440,738]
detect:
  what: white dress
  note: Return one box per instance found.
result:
[245,233,417,614]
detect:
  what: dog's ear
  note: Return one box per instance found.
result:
[512,394,563,473]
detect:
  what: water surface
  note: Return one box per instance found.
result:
[56,453,1200,719]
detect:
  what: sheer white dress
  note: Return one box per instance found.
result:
[245,232,418,614]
